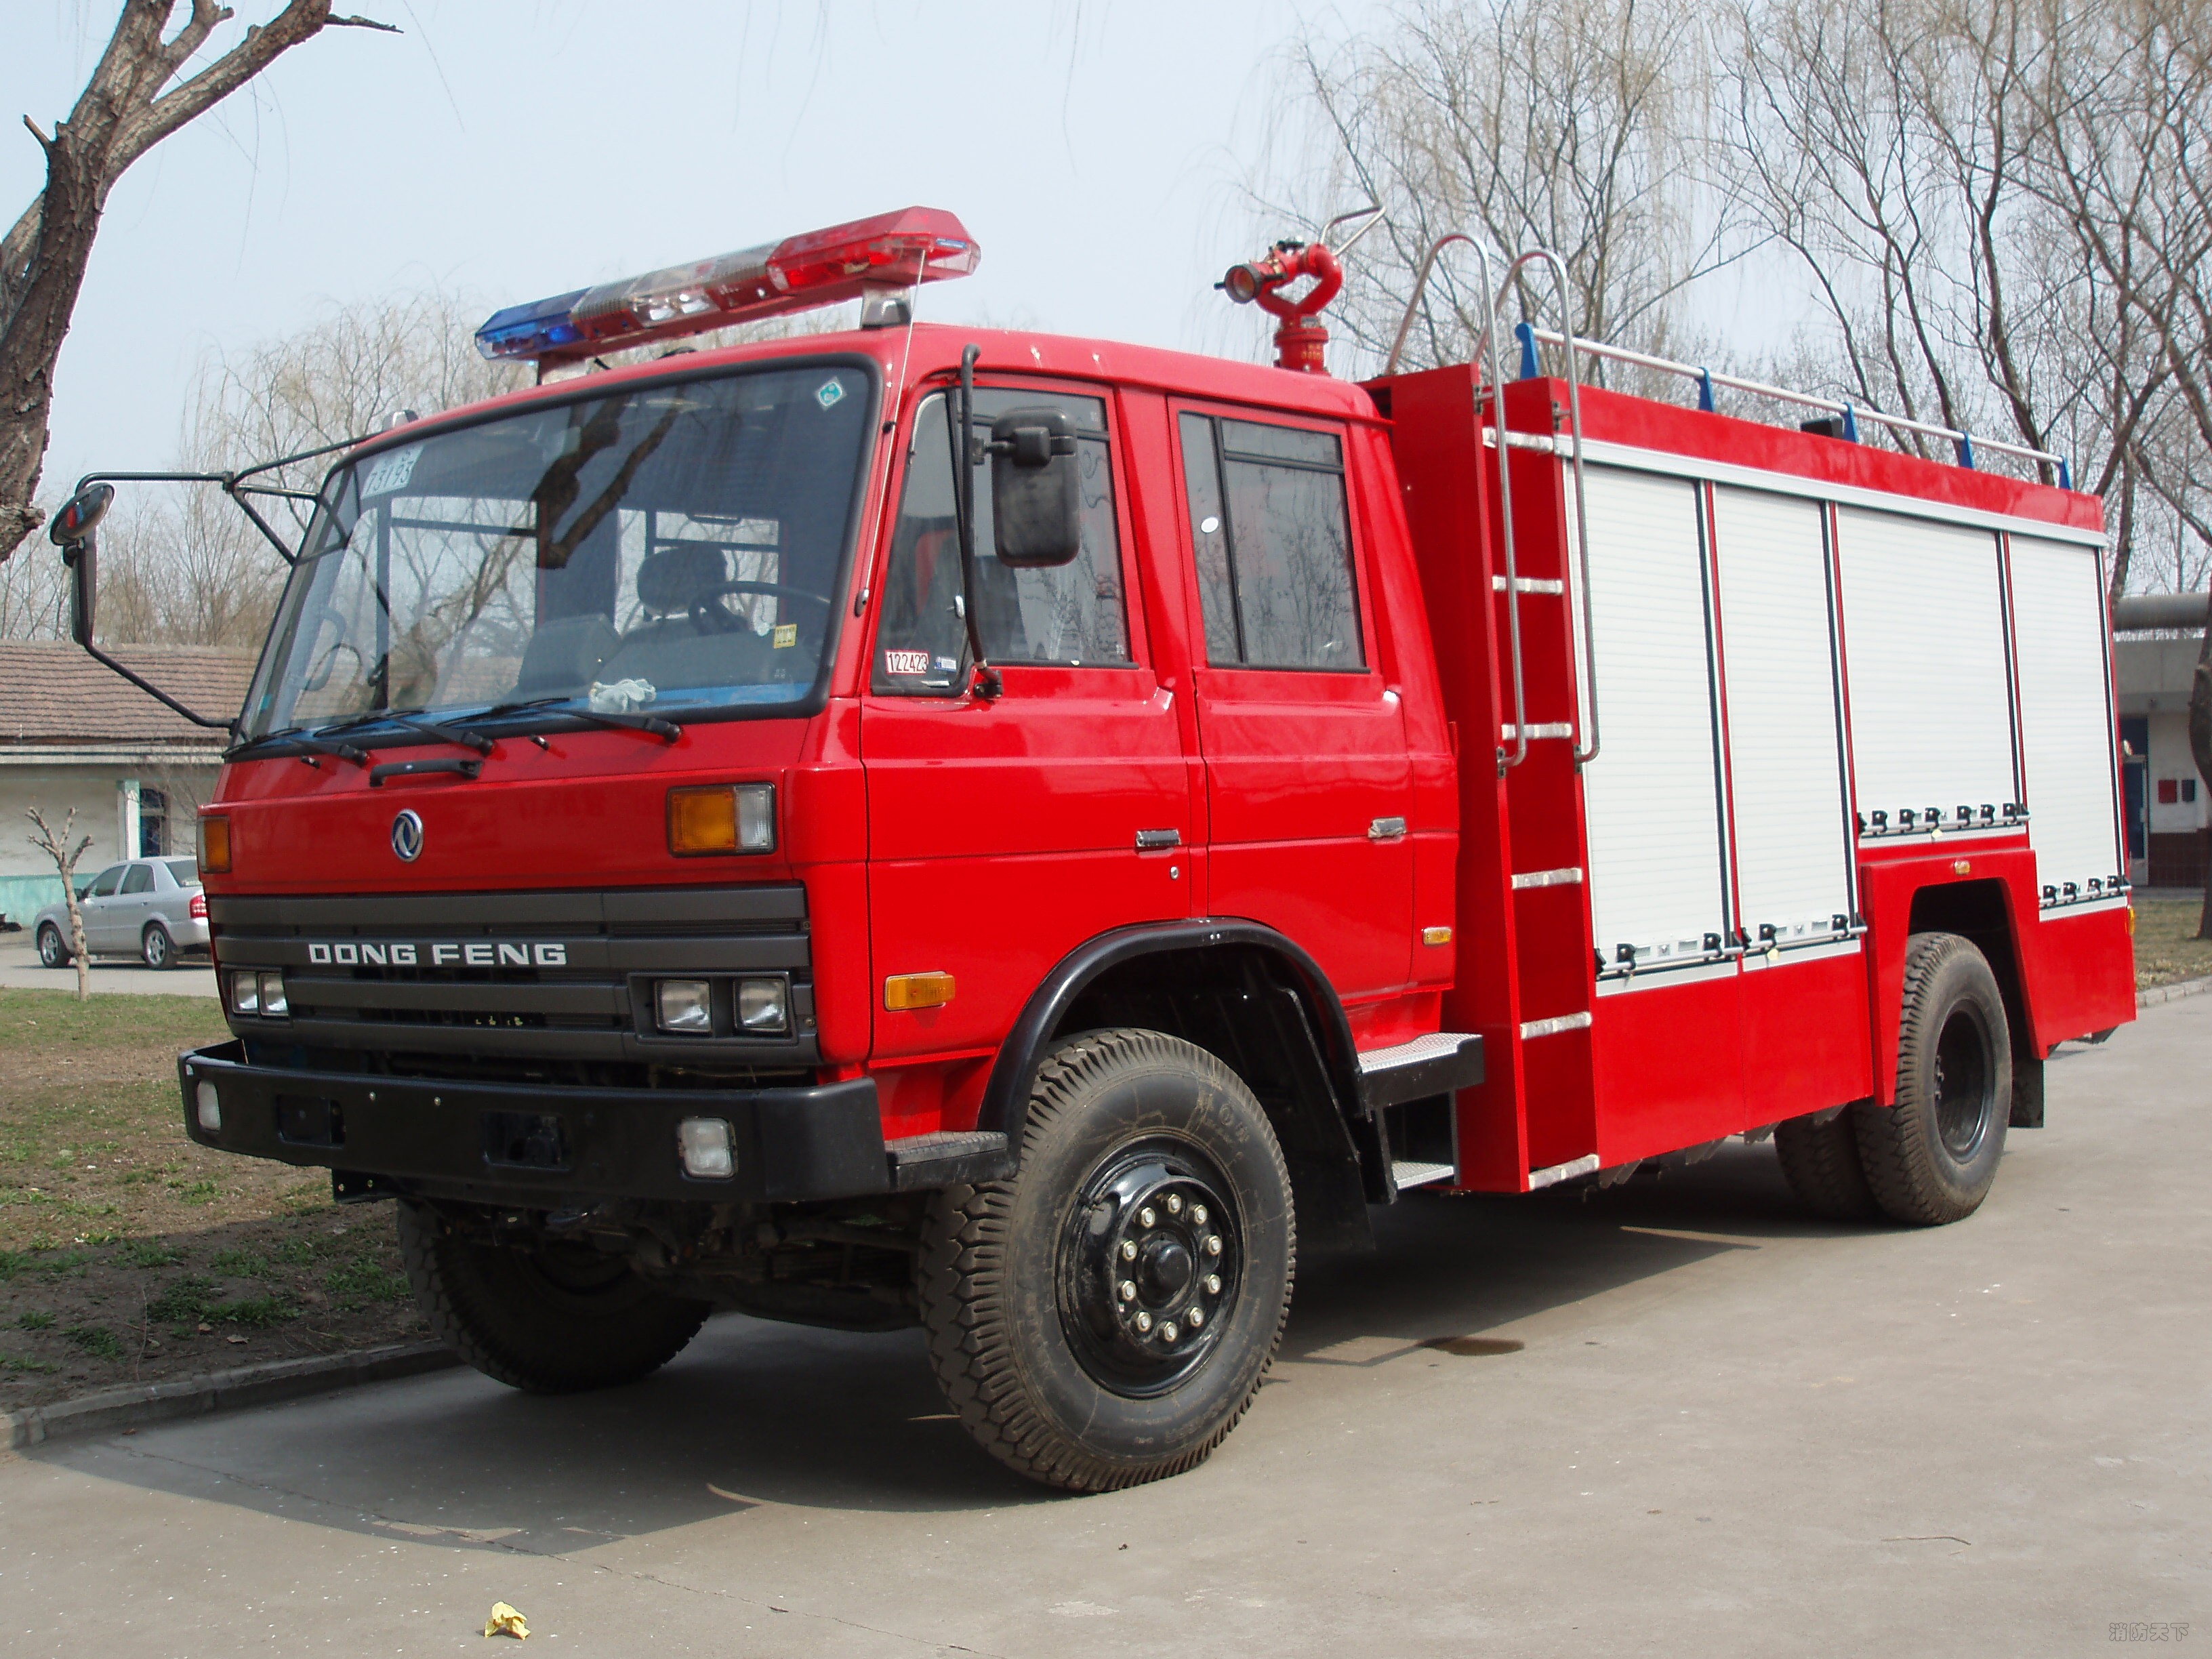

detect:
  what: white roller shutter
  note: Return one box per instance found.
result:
[1712,488,1855,945]
[2009,535,2124,904]
[1575,466,1731,978]
[1836,508,2018,835]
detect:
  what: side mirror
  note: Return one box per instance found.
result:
[987,409,1082,567]
[48,483,111,647]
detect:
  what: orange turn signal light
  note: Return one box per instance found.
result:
[198,815,232,874]
[884,971,956,1012]
[667,783,776,856]
[1422,925,1453,946]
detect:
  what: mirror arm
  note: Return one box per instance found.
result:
[58,532,241,739]
[954,344,1002,699]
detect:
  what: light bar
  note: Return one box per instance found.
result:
[476,206,979,363]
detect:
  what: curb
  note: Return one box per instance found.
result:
[2138,974,2212,1008]
[2,1340,459,1454]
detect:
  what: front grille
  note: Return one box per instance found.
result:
[209,885,817,1067]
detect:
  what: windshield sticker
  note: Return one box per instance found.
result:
[815,377,847,410]
[884,649,929,676]
[934,655,959,672]
[588,677,658,712]
[361,445,423,498]
[773,623,798,649]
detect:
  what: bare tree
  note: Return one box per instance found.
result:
[25,806,92,1000]
[0,1,396,565]
[1265,0,1734,377]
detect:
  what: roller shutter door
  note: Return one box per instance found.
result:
[1835,508,2017,835]
[1575,466,1732,978]
[1712,488,1855,945]
[2009,535,2123,904]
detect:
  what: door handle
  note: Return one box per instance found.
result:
[1369,816,1408,841]
[1135,828,1182,851]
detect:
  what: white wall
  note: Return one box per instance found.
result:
[2147,711,2209,835]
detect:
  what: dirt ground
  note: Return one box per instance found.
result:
[2131,896,2212,988]
[0,988,425,1412]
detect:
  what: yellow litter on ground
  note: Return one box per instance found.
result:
[484,1602,530,1639]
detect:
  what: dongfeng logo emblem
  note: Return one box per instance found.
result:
[390,809,425,863]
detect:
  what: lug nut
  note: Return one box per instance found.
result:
[1120,1279,1137,1301]
[1139,1206,1156,1228]
[1135,1311,1153,1332]
[1204,1235,1222,1256]
[1167,1193,1183,1214]
[1187,1306,1204,1328]
[1160,1322,1179,1343]
[1206,1273,1222,1294]
[1191,1204,1208,1225]
[1121,1239,1137,1261]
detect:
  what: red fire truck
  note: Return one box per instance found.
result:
[46,205,2134,1492]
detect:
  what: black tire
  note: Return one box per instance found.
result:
[918,1028,1295,1492]
[37,923,69,969]
[142,923,173,970]
[1774,1108,1879,1220]
[1853,932,2011,1226]
[395,1202,710,1393]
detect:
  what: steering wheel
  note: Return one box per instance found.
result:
[689,579,834,635]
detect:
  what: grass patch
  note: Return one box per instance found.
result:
[0,987,426,1411]
[2133,898,2212,989]
[64,1326,125,1361]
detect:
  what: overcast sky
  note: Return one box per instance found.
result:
[7,1,1385,495]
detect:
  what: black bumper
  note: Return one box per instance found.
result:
[178,1041,901,1205]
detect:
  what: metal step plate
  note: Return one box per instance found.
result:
[1355,1031,1484,1107]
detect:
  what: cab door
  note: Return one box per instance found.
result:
[862,382,1191,1076]
[1172,408,1414,999]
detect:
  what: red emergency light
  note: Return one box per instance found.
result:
[475,206,980,365]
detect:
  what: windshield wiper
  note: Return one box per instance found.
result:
[476,696,682,743]
[315,707,496,754]
[227,725,369,766]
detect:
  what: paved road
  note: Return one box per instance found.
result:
[0,934,217,996]
[3,1000,2205,1656]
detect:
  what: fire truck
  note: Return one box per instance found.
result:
[45,205,2135,1492]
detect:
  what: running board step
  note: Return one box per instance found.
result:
[1357,1032,1485,1108]
[1389,1160,1456,1190]
[885,1130,1013,1191]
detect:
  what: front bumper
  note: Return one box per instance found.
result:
[178,1040,894,1205]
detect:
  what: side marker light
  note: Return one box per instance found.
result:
[1422,926,1453,946]
[884,972,955,1012]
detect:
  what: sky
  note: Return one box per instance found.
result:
[6,1,1385,497]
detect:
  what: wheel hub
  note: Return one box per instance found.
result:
[1059,1141,1240,1397]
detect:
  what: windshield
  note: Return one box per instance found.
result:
[240,360,876,740]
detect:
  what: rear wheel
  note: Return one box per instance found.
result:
[1774,1108,1878,1220]
[37,923,69,968]
[141,923,174,970]
[395,1203,710,1393]
[1853,932,2011,1226]
[918,1028,1295,1492]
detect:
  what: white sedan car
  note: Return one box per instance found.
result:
[35,857,210,970]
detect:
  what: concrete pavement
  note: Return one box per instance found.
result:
[2,999,2206,1656]
[0,933,217,996]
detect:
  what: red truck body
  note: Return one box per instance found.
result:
[139,216,2131,1486]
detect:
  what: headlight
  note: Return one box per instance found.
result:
[228,970,260,1016]
[737,977,789,1034]
[655,979,713,1034]
[258,972,288,1018]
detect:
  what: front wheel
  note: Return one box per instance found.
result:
[1853,932,2011,1225]
[918,1028,1296,1492]
[395,1203,710,1393]
[142,923,173,970]
[37,923,70,968]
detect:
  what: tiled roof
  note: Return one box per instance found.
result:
[0,642,255,745]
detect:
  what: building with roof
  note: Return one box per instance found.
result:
[0,643,255,926]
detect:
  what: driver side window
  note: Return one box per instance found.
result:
[872,388,1128,695]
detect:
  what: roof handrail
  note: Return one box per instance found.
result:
[1511,326,2073,489]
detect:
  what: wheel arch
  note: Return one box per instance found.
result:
[977,920,1377,1253]
[1901,878,2041,1126]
